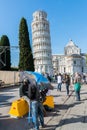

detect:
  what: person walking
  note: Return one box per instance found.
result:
[57,73,62,91]
[64,74,70,96]
[74,72,82,101]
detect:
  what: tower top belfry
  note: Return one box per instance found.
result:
[33,10,47,21]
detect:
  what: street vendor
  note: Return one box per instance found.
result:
[19,78,45,130]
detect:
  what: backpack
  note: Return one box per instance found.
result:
[28,84,37,100]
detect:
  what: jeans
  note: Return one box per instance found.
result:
[66,84,69,95]
[28,101,44,130]
[75,91,80,101]
[57,83,62,91]
[38,102,44,126]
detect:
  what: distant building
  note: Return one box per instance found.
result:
[31,10,53,75]
[52,40,87,75]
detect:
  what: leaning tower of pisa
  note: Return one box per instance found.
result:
[31,10,53,75]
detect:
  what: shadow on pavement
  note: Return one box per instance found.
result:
[45,109,60,118]
[0,102,12,107]
[0,95,15,107]
[53,95,61,97]
[0,115,58,130]
[40,124,57,130]
[54,101,82,111]
[0,116,29,130]
[56,115,87,128]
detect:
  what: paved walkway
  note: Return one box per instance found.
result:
[0,83,87,130]
[42,83,87,130]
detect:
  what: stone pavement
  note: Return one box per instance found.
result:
[0,83,87,130]
[41,83,87,130]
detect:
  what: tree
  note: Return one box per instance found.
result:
[19,17,34,71]
[0,35,11,70]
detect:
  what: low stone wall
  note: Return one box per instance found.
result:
[0,71,20,85]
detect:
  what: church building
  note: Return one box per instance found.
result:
[52,40,87,75]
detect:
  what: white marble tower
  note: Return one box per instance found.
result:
[31,10,53,75]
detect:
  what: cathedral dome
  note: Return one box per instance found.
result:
[66,39,77,47]
[64,39,81,55]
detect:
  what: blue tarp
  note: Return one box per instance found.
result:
[26,71,49,84]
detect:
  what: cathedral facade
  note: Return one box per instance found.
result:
[52,40,87,75]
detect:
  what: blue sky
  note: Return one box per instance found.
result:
[0,0,87,65]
